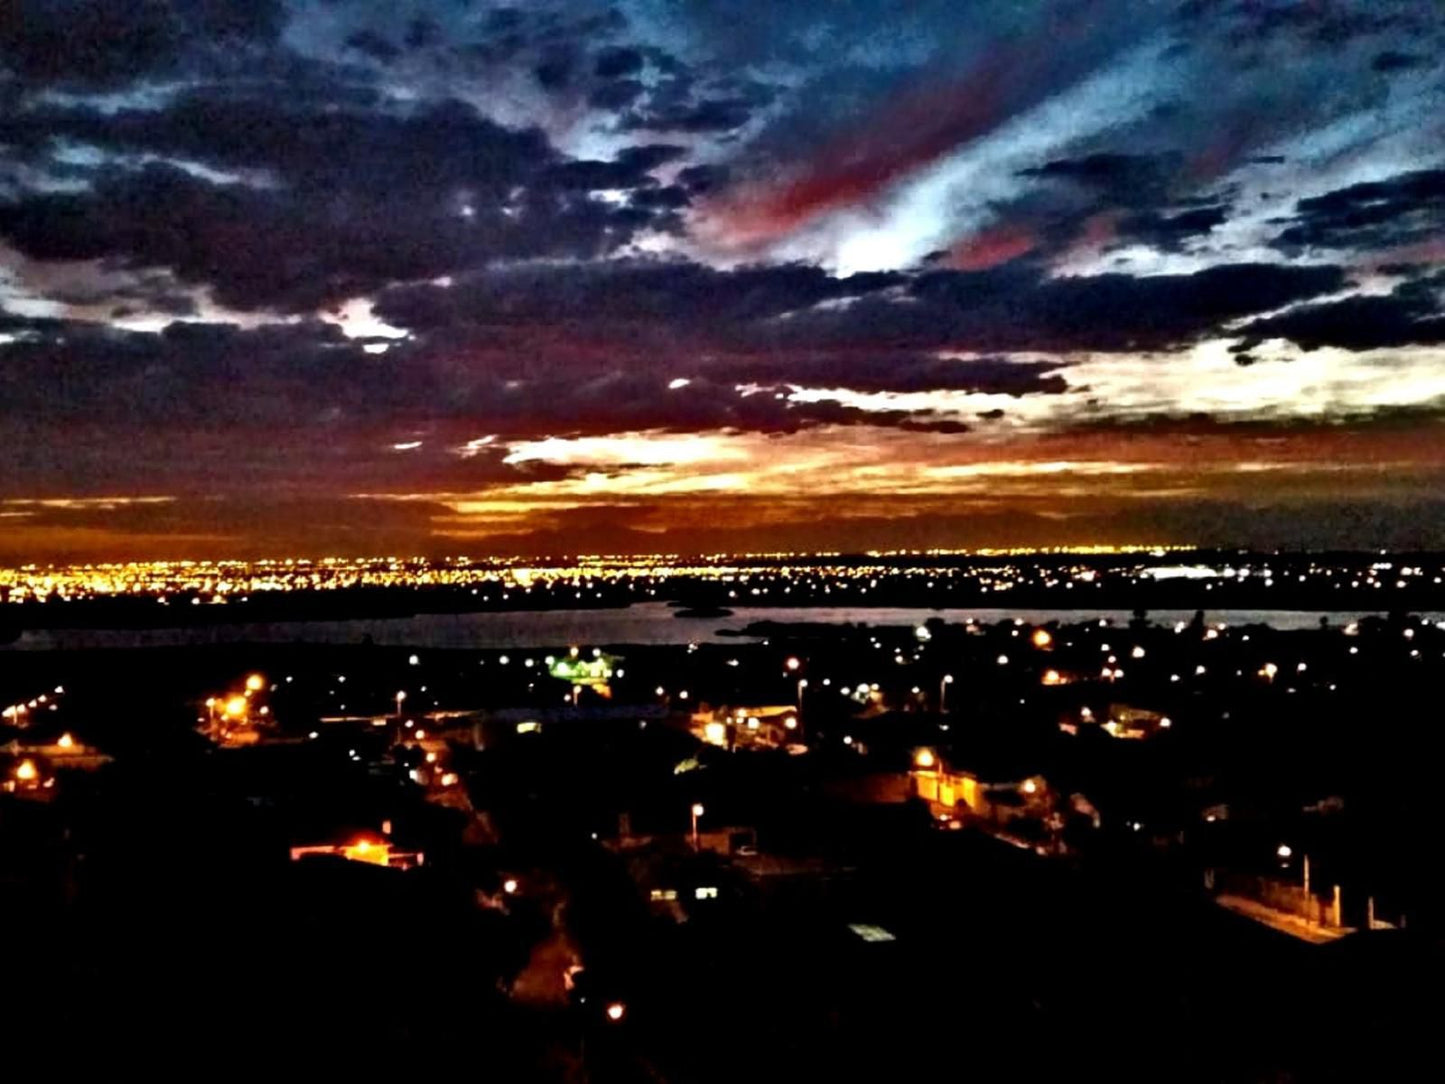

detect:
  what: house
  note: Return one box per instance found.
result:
[909,750,1060,843]
[1060,702,1172,739]
[4,730,112,771]
[1101,703,1173,739]
[1,752,55,797]
[690,703,801,751]
[290,829,424,871]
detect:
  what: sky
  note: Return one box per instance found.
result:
[3,0,1445,560]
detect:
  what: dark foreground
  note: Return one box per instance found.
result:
[4,612,1443,1079]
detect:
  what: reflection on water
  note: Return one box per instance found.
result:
[7,601,1442,651]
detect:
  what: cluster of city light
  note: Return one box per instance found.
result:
[200,673,270,744]
[8,552,1445,612]
[2,684,66,725]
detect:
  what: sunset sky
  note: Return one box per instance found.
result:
[3,0,1445,559]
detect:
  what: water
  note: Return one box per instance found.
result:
[5,602,1440,652]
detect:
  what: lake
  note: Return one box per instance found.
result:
[5,601,1441,651]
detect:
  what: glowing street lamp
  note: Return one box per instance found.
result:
[14,758,38,783]
[913,748,937,770]
[223,696,248,718]
[690,802,705,850]
[1031,629,1053,649]
[244,673,265,692]
[1277,843,1310,892]
[605,1001,626,1023]
[939,673,954,712]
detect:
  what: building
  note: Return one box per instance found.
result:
[909,751,1061,845]
[547,648,622,699]
[1,752,55,796]
[690,703,801,751]
[290,830,424,871]
[3,731,111,771]
[1059,702,1172,739]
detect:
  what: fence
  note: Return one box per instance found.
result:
[1213,871,1341,927]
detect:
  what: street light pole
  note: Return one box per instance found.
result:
[939,673,954,713]
[690,802,704,851]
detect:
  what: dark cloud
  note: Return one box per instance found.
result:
[1114,203,1228,252]
[772,263,1347,354]
[0,316,378,426]
[1372,50,1424,73]
[588,78,645,110]
[404,15,441,51]
[1271,169,1445,254]
[0,0,286,88]
[533,43,578,90]
[1190,0,1415,48]
[0,97,685,310]
[1019,153,1181,206]
[676,164,730,195]
[374,260,901,331]
[594,46,643,79]
[729,356,1069,398]
[370,260,1348,404]
[345,30,401,64]
[1237,283,1445,353]
[620,92,770,134]
[0,302,985,459]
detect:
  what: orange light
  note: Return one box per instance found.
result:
[1041,669,1062,686]
[691,802,705,818]
[57,733,74,749]
[785,656,801,671]
[913,748,937,770]
[245,673,265,692]
[1031,629,1053,648]
[14,759,38,782]
[414,729,426,741]
[1022,779,1038,794]
[341,838,390,865]
[439,772,458,787]
[224,696,248,717]
[783,716,797,730]
[605,1002,626,1022]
